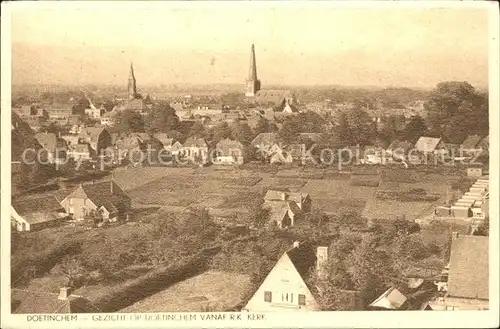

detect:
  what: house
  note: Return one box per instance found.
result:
[100,110,117,126]
[427,234,488,310]
[269,150,293,165]
[263,190,311,228]
[11,196,67,231]
[242,242,321,311]
[252,90,296,106]
[214,138,245,165]
[68,143,93,161]
[385,140,413,160]
[414,136,445,154]
[369,287,408,310]
[460,135,483,155]
[85,107,105,119]
[12,287,99,313]
[179,137,209,164]
[61,135,79,146]
[34,132,68,164]
[60,180,131,222]
[78,127,112,155]
[251,133,279,153]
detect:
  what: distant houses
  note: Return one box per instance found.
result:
[179,137,209,165]
[34,132,68,164]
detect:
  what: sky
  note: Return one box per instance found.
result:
[10,1,491,89]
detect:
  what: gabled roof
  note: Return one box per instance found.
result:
[216,138,244,150]
[285,243,317,280]
[461,135,483,149]
[11,289,99,313]
[447,235,488,300]
[251,133,278,147]
[66,181,130,213]
[154,133,174,146]
[415,137,442,152]
[183,137,207,148]
[34,132,64,151]
[386,140,413,152]
[78,127,108,142]
[369,287,407,309]
[12,195,65,224]
[264,190,288,201]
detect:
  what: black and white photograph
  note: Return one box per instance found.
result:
[1,1,498,328]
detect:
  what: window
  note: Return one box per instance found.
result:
[264,291,272,302]
[298,294,306,306]
[69,198,73,205]
[281,293,293,303]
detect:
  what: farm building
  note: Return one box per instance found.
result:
[262,190,312,228]
[450,206,471,219]
[11,195,67,232]
[179,137,209,164]
[60,180,131,221]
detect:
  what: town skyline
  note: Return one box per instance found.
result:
[11,3,489,88]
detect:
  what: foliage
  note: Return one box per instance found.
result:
[210,122,233,143]
[425,81,488,143]
[145,102,180,133]
[474,217,489,236]
[114,109,145,133]
[400,115,427,143]
[230,122,254,145]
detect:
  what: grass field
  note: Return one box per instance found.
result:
[112,166,457,219]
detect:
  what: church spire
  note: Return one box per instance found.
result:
[245,44,261,97]
[128,62,137,100]
[248,44,258,81]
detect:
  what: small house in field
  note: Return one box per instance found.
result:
[427,234,488,310]
[12,287,99,313]
[214,138,245,165]
[251,133,279,153]
[60,180,131,222]
[11,195,67,232]
[263,190,311,228]
[414,136,445,154]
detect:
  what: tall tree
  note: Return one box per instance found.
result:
[211,122,233,142]
[145,102,180,134]
[400,115,427,143]
[424,81,487,141]
[231,122,254,144]
[114,109,145,133]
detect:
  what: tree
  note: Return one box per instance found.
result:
[253,117,277,135]
[114,109,144,133]
[231,122,254,145]
[336,112,352,146]
[189,121,207,138]
[279,117,301,143]
[425,81,488,141]
[52,256,88,288]
[145,102,180,134]
[71,97,90,116]
[345,107,372,146]
[211,122,233,142]
[474,217,489,236]
[400,115,427,143]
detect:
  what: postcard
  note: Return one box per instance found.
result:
[1,1,499,328]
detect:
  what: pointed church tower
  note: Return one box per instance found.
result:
[128,62,137,100]
[245,44,261,97]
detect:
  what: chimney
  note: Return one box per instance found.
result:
[316,246,328,279]
[110,180,113,194]
[58,287,72,300]
[292,241,300,248]
[451,232,459,239]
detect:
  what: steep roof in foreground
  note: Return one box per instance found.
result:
[447,235,488,300]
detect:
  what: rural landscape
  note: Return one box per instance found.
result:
[8,3,491,315]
